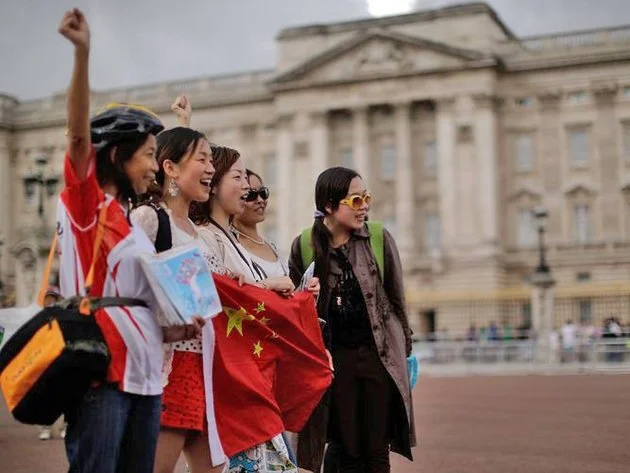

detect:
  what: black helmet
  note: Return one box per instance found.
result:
[90,103,165,150]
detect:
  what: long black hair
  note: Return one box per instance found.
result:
[312,166,361,283]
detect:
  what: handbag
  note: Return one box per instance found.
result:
[0,202,146,425]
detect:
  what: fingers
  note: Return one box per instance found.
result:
[192,315,206,330]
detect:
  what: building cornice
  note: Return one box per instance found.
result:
[277,2,516,41]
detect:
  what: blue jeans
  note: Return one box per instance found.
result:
[64,384,161,473]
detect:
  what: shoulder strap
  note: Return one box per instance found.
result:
[300,227,314,271]
[298,222,385,279]
[366,221,384,280]
[38,200,108,306]
[154,206,173,253]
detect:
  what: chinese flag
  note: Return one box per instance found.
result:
[211,275,333,457]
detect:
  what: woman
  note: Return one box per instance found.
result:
[131,106,225,473]
[57,10,202,473]
[191,147,299,473]
[288,167,416,473]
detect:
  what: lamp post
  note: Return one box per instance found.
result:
[23,154,59,220]
[529,207,556,364]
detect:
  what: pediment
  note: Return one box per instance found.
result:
[508,187,542,202]
[564,183,597,196]
[272,30,495,88]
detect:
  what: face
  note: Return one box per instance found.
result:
[166,139,214,203]
[43,295,59,308]
[238,174,268,225]
[123,134,158,195]
[328,176,369,231]
[214,157,250,216]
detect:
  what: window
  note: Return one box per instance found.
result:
[515,97,533,108]
[383,215,397,239]
[515,134,534,172]
[340,148,353,168]
[517,209,536,247]
[623,86,630,98]
[380,145,396,180]
[263,154,277,186]
[578,299,592,324]
[424,140,437,176]
[521,302,532,328]
[573,204,591,243]
[568,91,588,105]
[568,128,589,167]
[424,213,441,251]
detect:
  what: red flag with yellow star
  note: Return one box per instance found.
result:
[211,274,333,457]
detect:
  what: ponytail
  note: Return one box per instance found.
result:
[312,215,331,284]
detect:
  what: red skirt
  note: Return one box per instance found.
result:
[161,351,207,433]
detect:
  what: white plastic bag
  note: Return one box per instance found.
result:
[0,303,40,350]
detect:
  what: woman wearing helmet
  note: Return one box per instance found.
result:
[58,9,202,473]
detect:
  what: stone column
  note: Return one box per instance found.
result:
[352,105,370,185]
[593,83,619,239]
[309,110,329,185]
[473,94,501,252]
[536,91,562,236]
[436,97,457,252]
[276,114,293,249]
[394,101,414,259]
[530,272,556,364]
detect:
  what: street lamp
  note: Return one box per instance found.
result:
[23,154,59,219]
[533,206,550,276]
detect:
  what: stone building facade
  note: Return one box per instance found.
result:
[2,3,630,335]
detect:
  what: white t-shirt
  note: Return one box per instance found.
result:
[561,323,577,349]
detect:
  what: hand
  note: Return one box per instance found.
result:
[261,276,295,297]
[171,95,192,127]
[306,277,320,298]
[162,315,206,343]
[326,349,335,375]
[230,272,247,286]
[58,8,90,52]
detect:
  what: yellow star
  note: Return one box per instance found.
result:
[255,302,266,313]
[253,341,264,358]
[258,316,270,325]
[224,306,255,337]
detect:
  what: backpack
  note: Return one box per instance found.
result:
[133,202,173,253]
[299,221,385,280]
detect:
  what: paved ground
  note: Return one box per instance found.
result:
[1,374,629,473]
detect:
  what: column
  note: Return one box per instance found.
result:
[276,114,293,250]
[436,97,457,252]
[473,94,501,251]
[394,102,414,259]
[309,110,329,185]
[352,105,370,185]
[593,83,619,240]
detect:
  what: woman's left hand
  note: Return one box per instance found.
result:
[306,277,320,298]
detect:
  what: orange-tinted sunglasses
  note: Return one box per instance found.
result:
[340,192,372,210]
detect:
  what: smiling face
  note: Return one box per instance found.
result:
[237,173,268,226]
[213,157,250,217]
[327,176,369,232]
[122,134,158,195]
[165,139,214,203]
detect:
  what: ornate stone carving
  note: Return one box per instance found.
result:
[472,93,502,110]
[592,82,618,105]
[536,90,562,110]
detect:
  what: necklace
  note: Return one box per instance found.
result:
[233,227,265,245]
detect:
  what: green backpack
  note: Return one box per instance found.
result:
[299,221,385,280]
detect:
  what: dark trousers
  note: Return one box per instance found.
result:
[65,384,161,473]
[329,344,393,473]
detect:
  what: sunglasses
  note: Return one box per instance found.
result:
[340,192,372,210]
[245,186,270,202]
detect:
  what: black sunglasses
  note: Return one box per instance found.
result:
[245,186,270,202]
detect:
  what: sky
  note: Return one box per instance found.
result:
[1,0,629,100]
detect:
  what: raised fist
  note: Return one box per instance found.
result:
[58,8,90,52]
[171,95,192,127]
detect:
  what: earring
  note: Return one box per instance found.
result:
[168,179,179,197]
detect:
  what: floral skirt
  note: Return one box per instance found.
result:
[228,434,297,472]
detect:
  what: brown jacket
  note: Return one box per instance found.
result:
[289,223,416,472]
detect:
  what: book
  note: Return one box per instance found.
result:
[139,242,222,325]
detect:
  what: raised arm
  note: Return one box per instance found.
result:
[59,8,91,180]
[171,95,192,127]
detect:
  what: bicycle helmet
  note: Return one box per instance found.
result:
[90,103,164,150]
